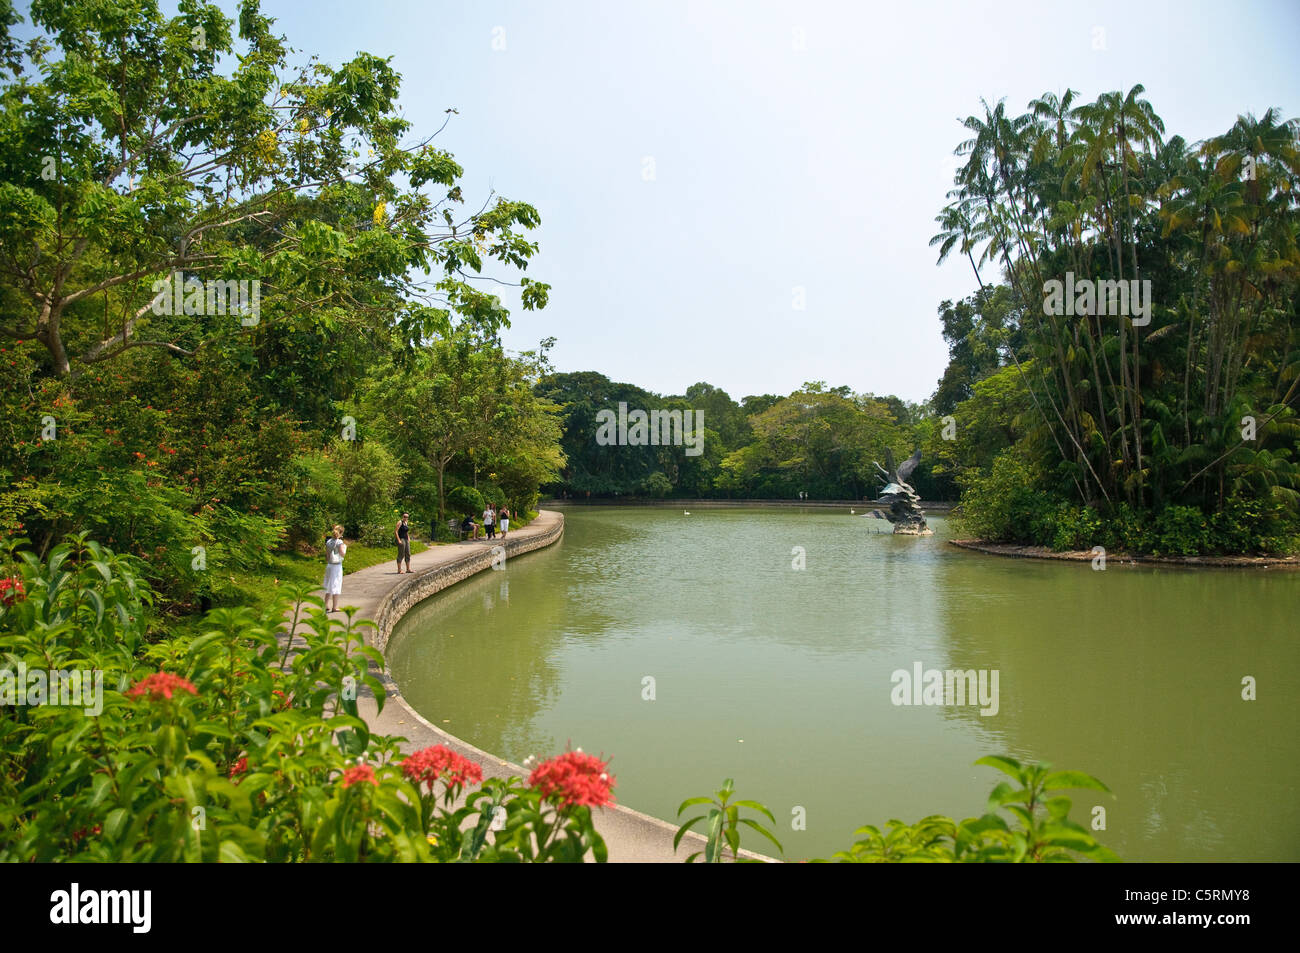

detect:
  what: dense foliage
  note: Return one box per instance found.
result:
[0,0,564,614]
[928,88,1299,554]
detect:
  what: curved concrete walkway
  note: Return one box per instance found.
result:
[291,510,764,862]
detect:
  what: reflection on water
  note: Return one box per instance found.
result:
[386,506,1300,861]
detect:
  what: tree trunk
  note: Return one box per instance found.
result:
[436,461,446,523]
[40,304,72,377]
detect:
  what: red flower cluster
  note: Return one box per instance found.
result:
[125,671,198,701]
[527,750,616,809]
[341,764,377,789]
[71,824,102,844]
[401,745,483,791]
[228,757,249,780]
[0,577,24,606]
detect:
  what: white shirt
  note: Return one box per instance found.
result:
[483,508,494,524]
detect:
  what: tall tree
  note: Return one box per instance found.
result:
[0,0,548,379]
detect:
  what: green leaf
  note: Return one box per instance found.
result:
[737,817,784,855]
[219,840,251,863]
[704,809,724,863]
[102,807,129,841]
[676,796,713,816]
[1038,821,1101,851]
[986,781,1028,810]
[1042,770,1111,794]
[87,772,113,809]
[732,799,777,825]
[673,817,704,851]
[1005,805,1034,829]
[974,755,1023,779]
[1044,795,1073,821]
[84,589,104,625]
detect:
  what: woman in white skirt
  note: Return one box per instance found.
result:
[323,524,347,611]
[498,506,510,537]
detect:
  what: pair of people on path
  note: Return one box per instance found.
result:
[481,502,511,539]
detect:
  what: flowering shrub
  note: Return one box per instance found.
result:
[0,535,613,862]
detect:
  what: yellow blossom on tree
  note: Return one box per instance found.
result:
[254,129,278,164]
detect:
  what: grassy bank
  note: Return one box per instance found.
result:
[160,512,545,639]
[162,538,431,639]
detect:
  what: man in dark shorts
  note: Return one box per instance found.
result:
[395,512,412,573]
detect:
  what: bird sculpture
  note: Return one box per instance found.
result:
[866,449,931,535]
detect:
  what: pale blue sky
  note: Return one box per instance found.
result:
[25,1,1300,402]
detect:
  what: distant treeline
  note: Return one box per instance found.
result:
[534,372,953,501]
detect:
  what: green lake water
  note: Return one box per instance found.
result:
[385,506,1299,861]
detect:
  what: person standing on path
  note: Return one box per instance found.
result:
[395,512,412,574]
[483,502,496,540]
[498,505,510,537]
[323,524,347,611]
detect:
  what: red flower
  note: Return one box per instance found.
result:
[0,578,25,606]
[125,671,198,701]
[341,764,377,789]
[401,745,483,791]
[527,750,616,809]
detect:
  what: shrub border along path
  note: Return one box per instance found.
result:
[289,510,763,862]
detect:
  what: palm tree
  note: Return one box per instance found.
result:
[956,98,1112,504]
[930,196,991,290]
[1206,108,1300,206]
[1028,88,1080,154]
